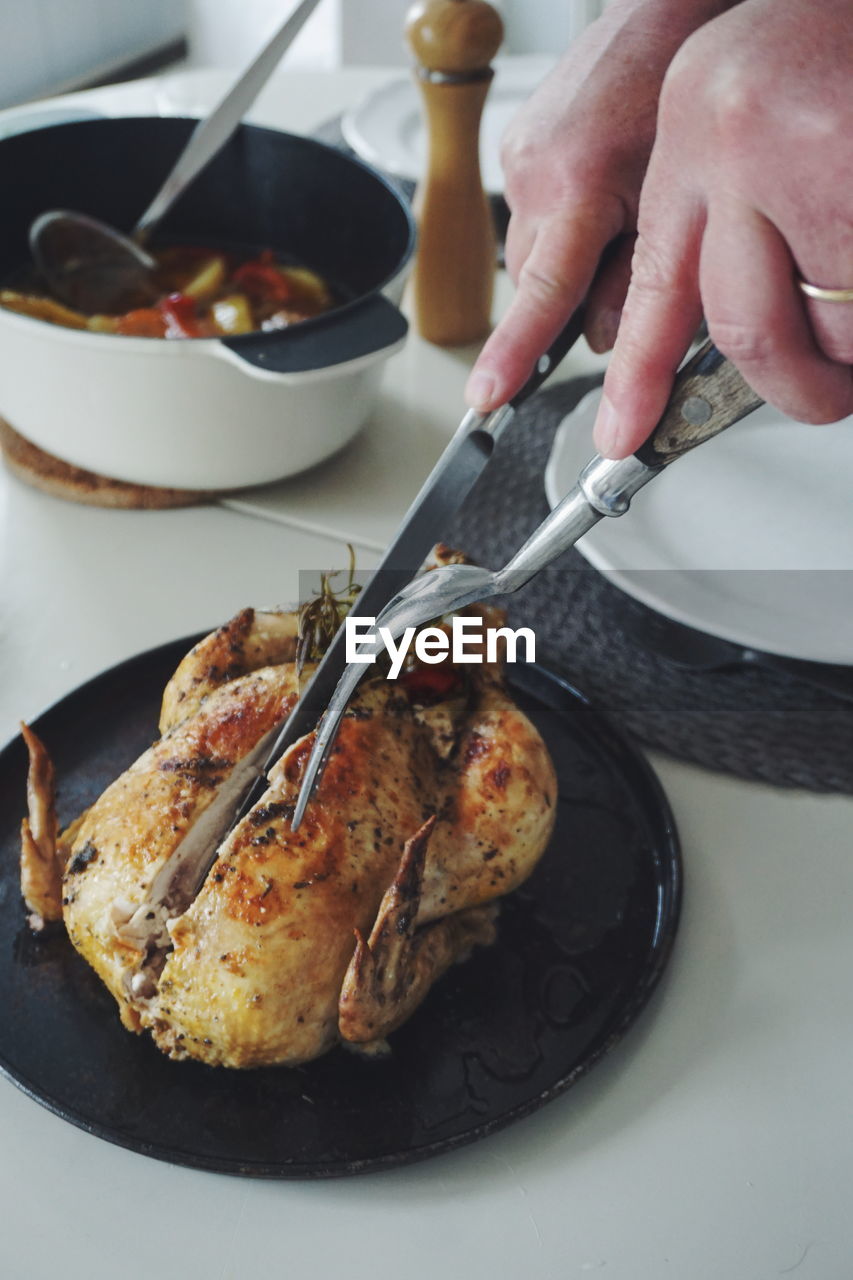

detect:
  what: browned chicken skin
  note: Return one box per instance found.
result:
[20,598,557,1068]
[19,723,62,930]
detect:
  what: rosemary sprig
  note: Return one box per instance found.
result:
[296,545,360,677]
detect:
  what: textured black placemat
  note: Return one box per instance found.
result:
[444,377,853,794]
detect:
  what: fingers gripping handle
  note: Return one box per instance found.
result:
[509,307,586,408]
[634,339,764,469]
[495,339,765,596]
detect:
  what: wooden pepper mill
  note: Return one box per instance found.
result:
[405,0,504,346]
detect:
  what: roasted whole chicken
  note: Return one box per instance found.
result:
[20,594,556,1069]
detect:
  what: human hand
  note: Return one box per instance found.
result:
[592,0,853,459]
[464,0,735,413]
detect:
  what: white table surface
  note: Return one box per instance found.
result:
[1,66,852,1280]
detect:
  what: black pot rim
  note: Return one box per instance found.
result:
[0,116,418,349]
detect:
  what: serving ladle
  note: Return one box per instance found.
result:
[29,0,322,315]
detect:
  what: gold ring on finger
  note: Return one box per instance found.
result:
[798,278,853,304]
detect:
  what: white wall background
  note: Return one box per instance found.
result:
[188,0,603,69]
[0,0,603,108]
[0,0,187,108]
[187,0,340,70]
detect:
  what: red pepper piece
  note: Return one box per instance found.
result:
[232,252,292,306]
[159,292,202,338]
[400,666,462,702]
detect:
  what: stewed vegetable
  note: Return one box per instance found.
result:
[0,245,335,339]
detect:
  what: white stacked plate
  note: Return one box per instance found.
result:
[545,388,853,665]
[342,56,555,196]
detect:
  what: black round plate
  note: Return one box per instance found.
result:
[0,640,681,1177]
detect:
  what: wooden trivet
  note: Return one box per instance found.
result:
[0,419,221,509]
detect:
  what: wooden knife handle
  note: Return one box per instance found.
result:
[405,0,504,347]
[635,339,764,469]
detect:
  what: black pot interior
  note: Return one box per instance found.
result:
[0,117,415,304]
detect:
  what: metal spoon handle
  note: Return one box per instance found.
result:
[495,341,764,593]
[134,0,323,242]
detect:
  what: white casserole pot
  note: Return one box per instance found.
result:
[0,118,416,490]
